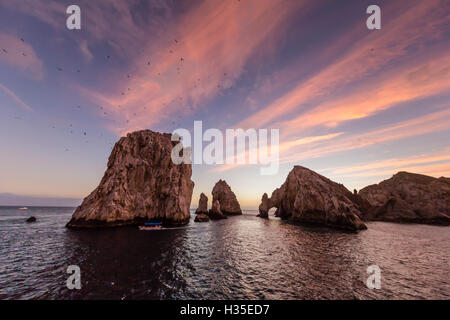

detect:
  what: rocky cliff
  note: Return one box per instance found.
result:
[212,180,242,215]
[66,130,194,228]
[359,172,450,225]
[259,166,367,231]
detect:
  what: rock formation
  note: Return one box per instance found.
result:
[257,193,269,218]
[208,200,227,220]
[66,130,194,228]
[212,180,242,215]
[26,216,36,223]
[259,166,367,231]
[359,172,450,225]
[195,193,208,214]
[194,213,210,222]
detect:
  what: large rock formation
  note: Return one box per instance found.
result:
[259,166,367,231]
[359,172,450,225]
[257,193,269,218]
[208,200,227,220]
[66,130,194,228]
[195,193,208,214]
[212,180,242,215]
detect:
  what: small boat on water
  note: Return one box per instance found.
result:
[138,222,163,231]
[19,207,28,210]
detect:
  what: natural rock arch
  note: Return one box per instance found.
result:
[257,166,367,231]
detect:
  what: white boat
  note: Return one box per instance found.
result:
[19,207,28,210]
[139,222,163,231]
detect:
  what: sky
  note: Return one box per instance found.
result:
[0,0,449,208]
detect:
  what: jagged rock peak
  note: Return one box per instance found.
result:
[195,192,208,214]
[66,130,194,228]
[212,179,242,215]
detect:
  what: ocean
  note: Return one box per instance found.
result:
[0,206,449,300]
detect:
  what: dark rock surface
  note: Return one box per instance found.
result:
[194,213,210,222]
[26,216,36,223]
[208,200,227,220]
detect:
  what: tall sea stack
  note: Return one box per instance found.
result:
[66,130,194,228]
[212,180,242,215]
[195,193,209,215]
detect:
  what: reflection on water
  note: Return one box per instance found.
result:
[0,207,449,299]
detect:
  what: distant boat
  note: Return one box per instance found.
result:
[19,207,28,210]
[139,222,163,231]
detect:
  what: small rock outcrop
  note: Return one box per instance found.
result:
[66,130,194,228]
[195,193,208,214]
[194,213,210,222]
[259,166,367,231]
[257,193,269,218]
[359,172,450,225]
[212,180,242,215]
[208,200,227,220]
[26,216,36,223]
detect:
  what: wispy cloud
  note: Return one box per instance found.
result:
[77,0,308,135]
[0,33,44,80]
[0,84,33,111]
[279,53,450,136]
[238,0,450,130]
[333,163,450,179]
[280,108,450,164]
[320,150,450,176]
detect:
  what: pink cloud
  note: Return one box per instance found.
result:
[0,84,33,111]
[238,0,450,130]
[280,108,450,164]
[78,0,309,136]
[0,33,44,80]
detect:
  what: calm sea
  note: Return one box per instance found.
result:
[0,206,449,300]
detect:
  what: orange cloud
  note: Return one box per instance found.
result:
[335,163,450,179]
[78,0,308,136]
[320,151,450,176]
[213,132,342,173]
[280,108,450,164]
[238,0,449,130]
[279,53,450,136]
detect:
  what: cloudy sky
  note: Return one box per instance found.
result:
[0,0,449,207]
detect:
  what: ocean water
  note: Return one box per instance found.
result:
[0,206,449,300]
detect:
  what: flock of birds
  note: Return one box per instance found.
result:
[1,37,233,154]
